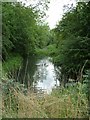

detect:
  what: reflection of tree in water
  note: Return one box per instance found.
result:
[18,57,60,92]
[54,66,69,87]
[18,55,37,88]
[33,59,48,85]
[54,66,61,86]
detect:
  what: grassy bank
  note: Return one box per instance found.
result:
[2,55,23,79]
[2,79,89,118]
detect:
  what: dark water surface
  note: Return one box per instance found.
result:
[19,56,60,94]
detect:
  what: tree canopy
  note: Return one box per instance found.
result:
[2,2,50,60]
[54,2,90,82]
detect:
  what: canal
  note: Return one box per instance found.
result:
[18,56,60,94]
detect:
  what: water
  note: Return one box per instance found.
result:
[19,56,60,94]
[33,57,60,93]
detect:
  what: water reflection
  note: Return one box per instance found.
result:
[19,55,37,87]
[33,57,60,93]
[19,56,60,93]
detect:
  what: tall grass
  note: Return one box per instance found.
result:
[43,82,88,118]
[2,76,48,118]
[2,55,22,77]
[2,78,89,118]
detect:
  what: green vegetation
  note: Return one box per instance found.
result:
[2,2,51,61]
[2,75,89,118]
[2,1,51,76]
[2,1,90,118]
[53,2,90,83]
[2,55,22,73]
[36,44,57,56]
[44,82,88,118]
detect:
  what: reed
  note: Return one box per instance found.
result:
[2,79,89,118]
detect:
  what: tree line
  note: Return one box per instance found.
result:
[2,1,90,84]
[2,2,51,61]
[53,2,90,84]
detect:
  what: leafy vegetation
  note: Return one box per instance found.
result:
[2,74,89,118]
[2,1,90,118]
[53,2,90,84]
[2,2,51,60]
[3,55,22,72]
[36,44,57,57]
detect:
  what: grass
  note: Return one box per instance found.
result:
[2,55,23,79]
[2,78,89,118]
[2,82,48,118]
[2,54,22,73]
[47,83,88,118]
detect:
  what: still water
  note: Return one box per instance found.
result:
[19,56,60,94]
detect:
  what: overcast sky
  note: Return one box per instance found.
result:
[17,0,76,29]
[46,0,76,29]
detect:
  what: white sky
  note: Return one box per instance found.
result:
[17,0,76,29]
[46,0,76,29]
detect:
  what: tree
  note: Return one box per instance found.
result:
[54,2,90,83]
[2,2,37,59]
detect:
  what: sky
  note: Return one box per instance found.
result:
[46,0,76,29]
[17,0,76,29]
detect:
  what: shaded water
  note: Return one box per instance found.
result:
[19,56,60,94]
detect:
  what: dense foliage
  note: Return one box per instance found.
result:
[54,2,90,83]
[2,1,90,118]
[2,2,50,61]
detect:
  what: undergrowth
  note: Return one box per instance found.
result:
[2,55,22,74]
[2,77,89,118]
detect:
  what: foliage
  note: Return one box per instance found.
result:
[34,25,51,49]
[83,70,90,106]
[2,1,90,118]
[54,2,90,82]
[3,55,22,72]
[2,78,89,118]
[2,2,51,61]
[2,2,37,59]
[36,44,57,56]
[2,2,52,81]
[2,75,48,118]
[47,82,88,118]
[2,54,22,81]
